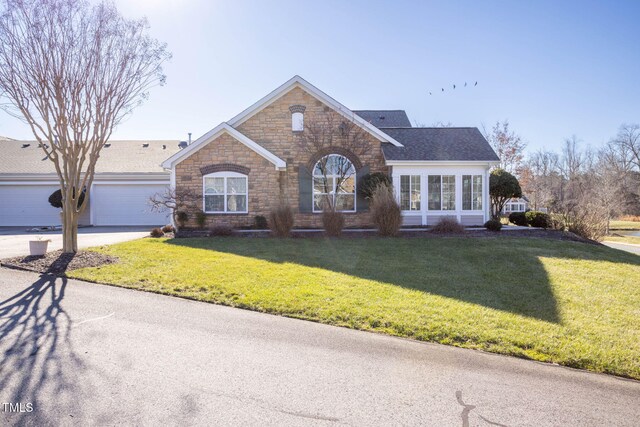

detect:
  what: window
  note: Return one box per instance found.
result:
[203,172,248,213]
[292,112,304,131]
[400,175,421,211]
[462,175,483,210]
[428,175,455,210]
[313,154,356,212]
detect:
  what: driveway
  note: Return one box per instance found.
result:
[0,269,638,426]
[0,226,150,258]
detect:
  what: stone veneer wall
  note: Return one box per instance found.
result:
[175,86,389,229]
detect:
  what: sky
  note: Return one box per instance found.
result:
[1,0,639,153]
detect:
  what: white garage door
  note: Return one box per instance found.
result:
[0,184,61,226]
[92,183,169,226]
[0,184,92,227]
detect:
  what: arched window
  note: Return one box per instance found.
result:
[292,112,304,131]
[312,154,356,212]
[203,171,248,213]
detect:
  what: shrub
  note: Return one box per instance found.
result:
[195,210,207,229]
[254,215,268,229]
[370,185,402,236]
[508,211,528,226]
[526,211,551,228]
[176,211,189,228]
[48,187,86,209]
[358,172,392,200]
[484,219,502,232]
[161,224,175,233]
[567,209,608,241]
[209,225,234,237]
[431,217,465,234]
[322,209,345,237]
[269,203,294,237]
[150,227,164,238]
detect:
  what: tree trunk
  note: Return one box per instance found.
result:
[62,190,79,253]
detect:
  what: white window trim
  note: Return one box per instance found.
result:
[462,174,483,211]
[202,171,248,214]
[399,175,421,212]
[312,155,357,213]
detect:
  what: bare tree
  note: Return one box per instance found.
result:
[613,123,640,171]
[0,0,170,252]
[520,149,560,211]
[483,120,527,175]
[296,111,371,211]
[149,187,199,228]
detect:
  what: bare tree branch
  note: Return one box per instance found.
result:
[0,0,170,252]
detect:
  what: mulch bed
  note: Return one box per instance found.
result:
[1,250,118,275]
[176,227,599,244]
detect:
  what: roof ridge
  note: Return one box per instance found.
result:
[353,109,407,112]
[380,127,477,130]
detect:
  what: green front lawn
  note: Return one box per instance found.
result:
[71,236,640,379]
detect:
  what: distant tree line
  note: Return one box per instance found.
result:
[484,121,640,240]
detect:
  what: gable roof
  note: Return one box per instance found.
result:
[379,127,500,162]
[353,110,412,128]
[0,139,180,176]
[227,75,403,147]
[161,123,286,170]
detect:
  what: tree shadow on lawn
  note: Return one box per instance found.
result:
[164,236,640,324]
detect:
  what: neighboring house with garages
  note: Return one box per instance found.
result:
[162,75,500,228]
[0,140,179,226]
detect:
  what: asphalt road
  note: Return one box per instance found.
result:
[0,268,638,426]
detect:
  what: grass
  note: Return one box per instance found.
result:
[70,236,640,379]
[610,220,640,230]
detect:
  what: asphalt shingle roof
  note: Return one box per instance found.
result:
[379,127,500,162]
[353,110,412,128]
[0,140,181,175]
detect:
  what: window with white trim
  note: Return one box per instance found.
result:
[400,175,421,211]
[462,175,482,210]
[292,112,304,131]
[203,171,248,213]
[312,154,356,212]
[428,175,455,211]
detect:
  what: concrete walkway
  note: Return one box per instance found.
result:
[0,268,637,426]
[0,226,150,258]
[602,241,640,256]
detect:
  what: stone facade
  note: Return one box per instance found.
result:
[175,86,389,229]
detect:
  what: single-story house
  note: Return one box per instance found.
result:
[162,75,499,228]
[0,138,179,226]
